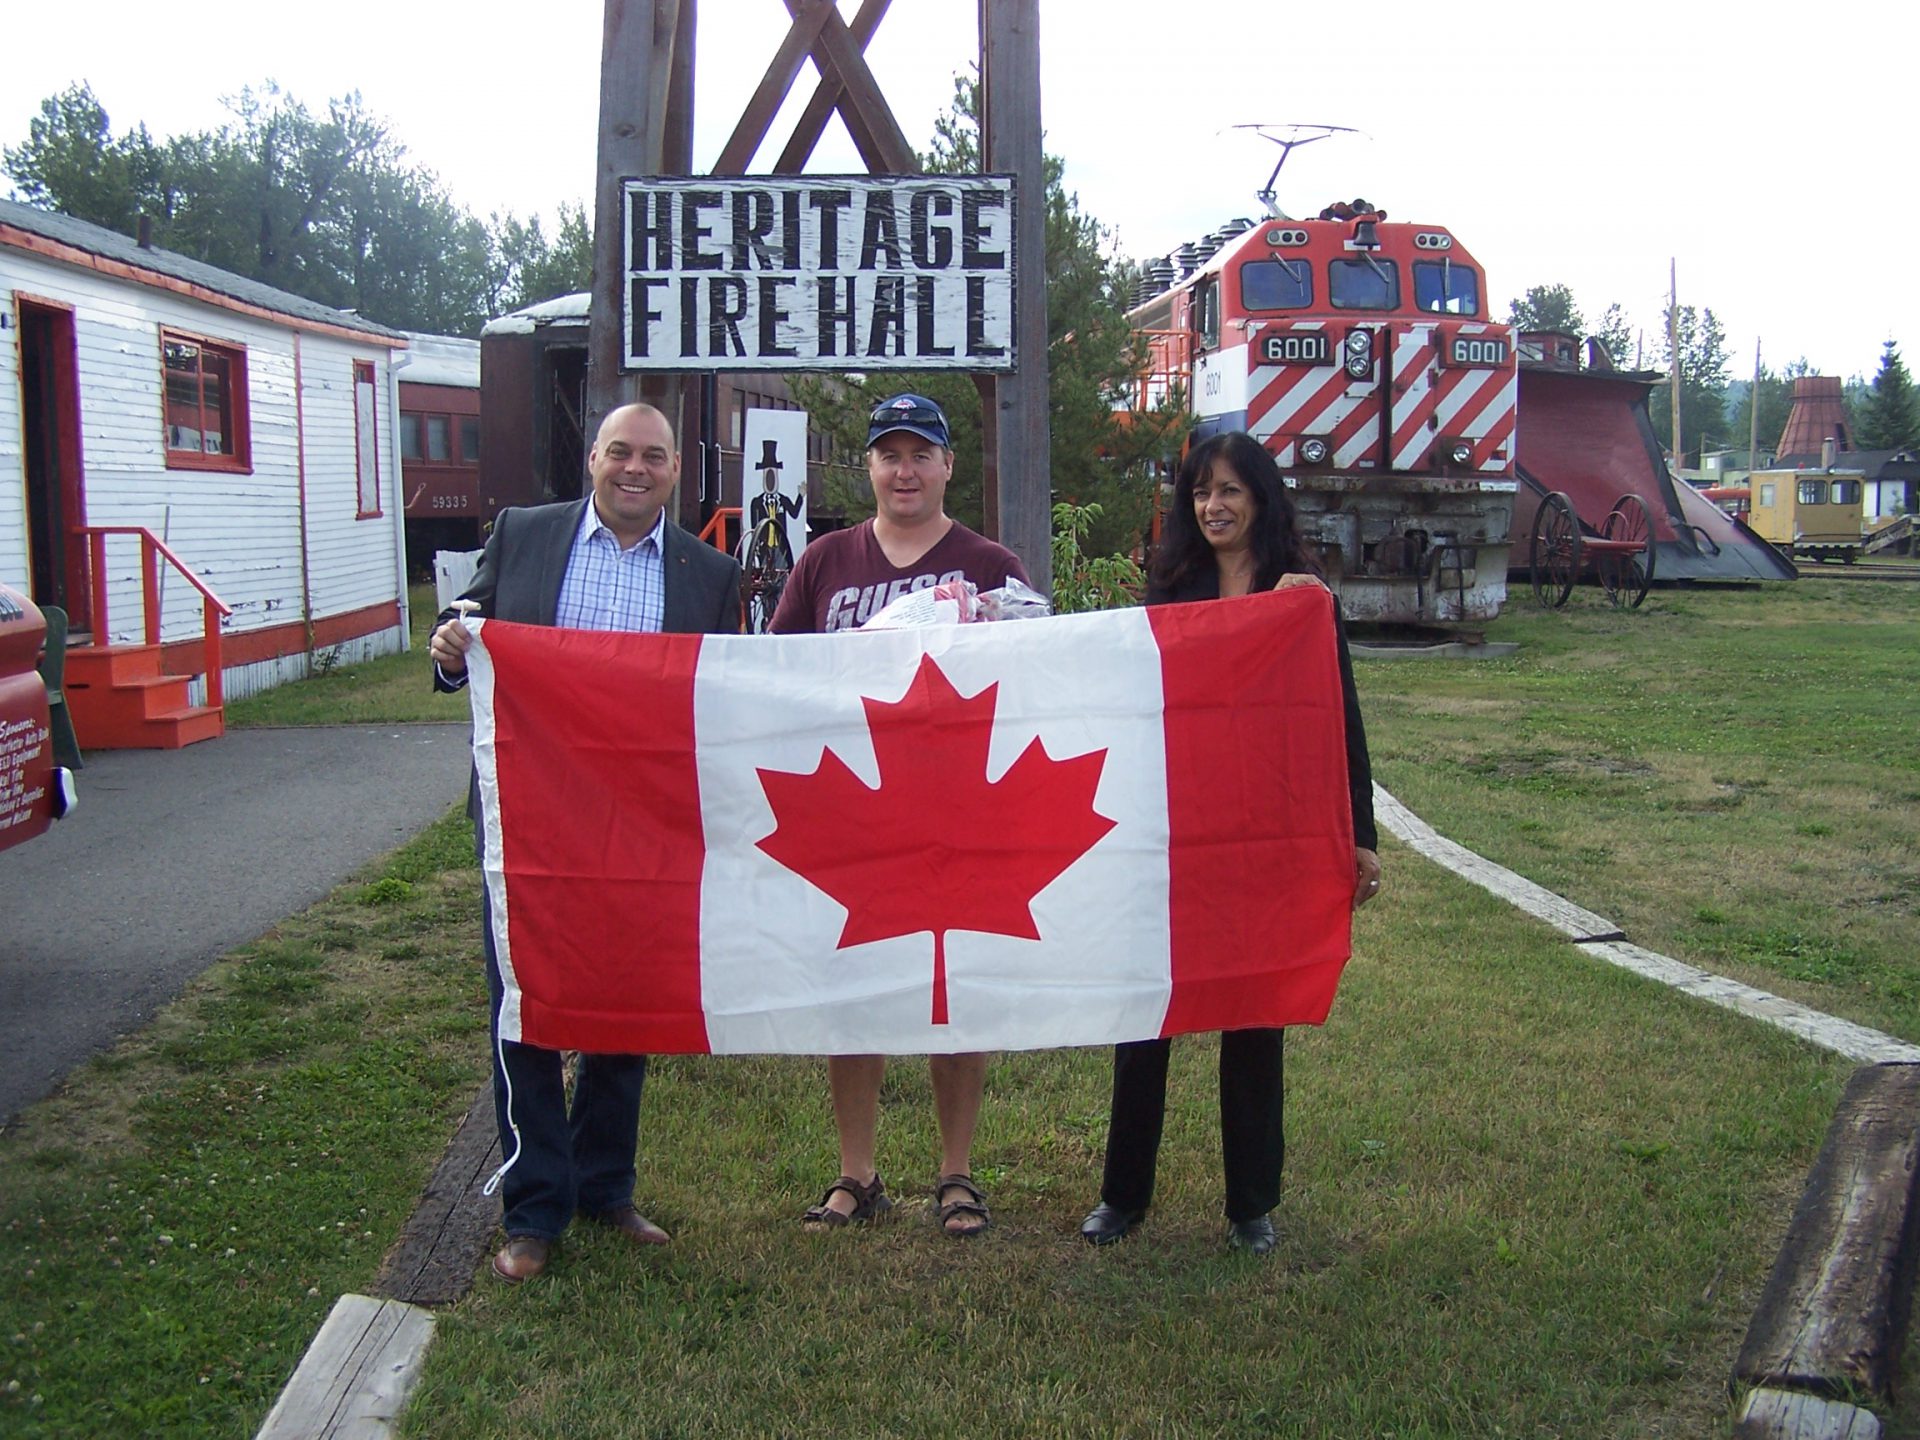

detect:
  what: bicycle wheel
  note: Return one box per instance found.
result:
[743,521,792,634]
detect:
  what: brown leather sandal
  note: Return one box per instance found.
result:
[933,1173,990,1237]
[800,1173,892,1227]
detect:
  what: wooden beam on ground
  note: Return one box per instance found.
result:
[712,0,836,174]
[1734,1062,1920,1408]
[369,1087,502,1307]
[254,1295,434,1440]
[1734,1387,1885,1440]
[980,0,1051,589]
[774,0,893,172]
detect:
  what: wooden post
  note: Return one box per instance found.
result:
[980,0,1051,594]
[1749,338,1762,470]
[587,0,686,451]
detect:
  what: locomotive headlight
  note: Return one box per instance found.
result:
[1448,441,1473,465]
[1300,438,1330,464]
[1345,330,1371,356]
[1345,355,1371,378]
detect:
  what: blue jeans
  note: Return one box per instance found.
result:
[482,882,649,1239]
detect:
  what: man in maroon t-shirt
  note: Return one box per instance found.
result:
[770,393,1029,1237]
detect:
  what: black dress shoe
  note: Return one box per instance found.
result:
[1227,1213,1277,1255]
[1080,1201,1145,1246]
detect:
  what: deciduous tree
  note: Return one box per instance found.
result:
[1507,283,1583,335]
[3,81,501,334]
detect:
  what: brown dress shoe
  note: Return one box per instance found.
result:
[591,1205,670,1246]
[491,1235,551,1283]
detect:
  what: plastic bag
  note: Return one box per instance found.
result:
[861,575,1054,630]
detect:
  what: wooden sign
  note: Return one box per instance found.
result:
[622,175,1017,371]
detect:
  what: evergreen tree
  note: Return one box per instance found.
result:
[1855,341,1920,451]
[488,203,593,313]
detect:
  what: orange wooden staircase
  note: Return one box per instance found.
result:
[62,526,230,750]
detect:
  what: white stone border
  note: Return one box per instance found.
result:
[1374,785,1920,1065]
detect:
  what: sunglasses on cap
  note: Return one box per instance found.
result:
[868,401,947,429]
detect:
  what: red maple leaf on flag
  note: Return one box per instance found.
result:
[756,653,1117,1024]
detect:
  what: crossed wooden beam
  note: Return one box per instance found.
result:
[713,0,918,175]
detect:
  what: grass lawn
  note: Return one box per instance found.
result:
[226,583,470,728]
[3,574,1912,1437]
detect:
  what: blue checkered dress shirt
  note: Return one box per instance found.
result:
[553,502,667,634]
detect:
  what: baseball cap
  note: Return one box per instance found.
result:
[866,393,950,449]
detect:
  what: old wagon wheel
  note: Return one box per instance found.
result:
[1599,494,1655,609]
[1529,491,1581,608]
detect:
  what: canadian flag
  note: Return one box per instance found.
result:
[467,585,1356,1056]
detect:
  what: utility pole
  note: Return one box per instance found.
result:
[979,0,1051,593]
[1669,258,1683,466]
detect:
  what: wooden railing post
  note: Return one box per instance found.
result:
[141,537,161,646]
[89,531,109,640]
[202,597,224,710]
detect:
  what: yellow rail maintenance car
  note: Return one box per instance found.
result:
[1746,467,1865,564]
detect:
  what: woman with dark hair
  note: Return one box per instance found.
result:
[1080,430,1382,1255]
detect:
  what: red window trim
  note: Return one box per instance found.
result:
[353,360,383,519]
[161,328,253,474]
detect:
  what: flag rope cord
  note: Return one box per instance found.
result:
[480,1027,521,1199]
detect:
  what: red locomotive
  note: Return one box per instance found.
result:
[1126,196,1518,625]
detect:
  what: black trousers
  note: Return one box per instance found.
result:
[1099,1029,1285,1224]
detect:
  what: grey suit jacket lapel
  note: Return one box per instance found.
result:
[660,520,698,635]
[535,500,590,624]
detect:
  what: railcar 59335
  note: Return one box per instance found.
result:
[1126,199,1518,625]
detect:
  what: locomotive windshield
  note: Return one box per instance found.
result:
[1240,258,1313,311]
[1329,258,1399,309]
[1413,260,1480,315]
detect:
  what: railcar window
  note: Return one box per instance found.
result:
[1329,259,1399,310]
[1240,258,1312,310]
[1829,479,1861,505]
[1798,479,1829,505]
[460,417,481,465]
[399,414,423,461]
[1413,260,1479,315]
[1758,483,1776,507]
[426,415,452,462]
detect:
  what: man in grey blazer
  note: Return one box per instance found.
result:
[430,402,741,1283]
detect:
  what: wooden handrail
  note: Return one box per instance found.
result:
[74,525,234,710]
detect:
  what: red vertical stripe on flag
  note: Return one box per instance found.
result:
[1148,588,1355,1036]
[483,621,711,1053]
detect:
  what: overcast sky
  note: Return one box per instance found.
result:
[6,0,1909,386]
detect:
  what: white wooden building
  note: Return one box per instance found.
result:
[0,198,410,744]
